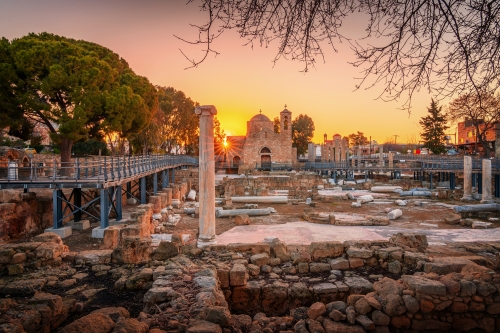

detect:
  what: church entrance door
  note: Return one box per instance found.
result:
[261,155,271,170]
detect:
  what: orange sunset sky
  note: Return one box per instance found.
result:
[0,0,452,144]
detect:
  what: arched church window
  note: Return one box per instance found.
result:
[284,116,288,130]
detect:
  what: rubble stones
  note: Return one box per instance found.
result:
[151,241,178,261]
[59,312,115,333]
[234,214,250,226]
[307,302,326,320]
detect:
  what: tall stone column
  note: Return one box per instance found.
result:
[195,105,217,247]
[357,147,362,171]
[308,143,315,162]
[461,156,473,201]
[340,139,347,161]
[481,159,493,203]
[334,139,340,162]
[379,145,385,167]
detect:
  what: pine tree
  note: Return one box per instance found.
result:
[419,100,449,154]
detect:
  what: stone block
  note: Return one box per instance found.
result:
[401,275,446,295]
[229,264,248,286]
[347,247,373,259]
[330,257,349,270]
[70,220,90,230]
[308,241,344,260]
[75,250,113,265]
[8,264,24,275]
[151,241,178,261]
[349,258,364,269]
[44,227,72,239]
[91,227,107,239]
[0,249,15,264]
[261,281,289,316]
[35,243,65,260]
[309,263,331,273]
[10,252,27,264]
[120,236,152,264]
[390,233,428,251]
[344,277,373,294]
[231,281,263,313]
[234,214,250,226]
[102,227,120,250]
[250,253,269,267]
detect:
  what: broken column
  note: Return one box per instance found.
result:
[462,156,473,201]
[481,159,493,203]
[162,188,172,206]
[195,105,217,247]
[388,152,394,168]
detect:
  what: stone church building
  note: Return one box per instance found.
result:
[219,107,296,171]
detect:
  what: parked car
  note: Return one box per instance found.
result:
[446,149,459,156]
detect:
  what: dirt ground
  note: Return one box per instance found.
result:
[61,195,479,253]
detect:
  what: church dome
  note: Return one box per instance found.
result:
[249,113,271,122]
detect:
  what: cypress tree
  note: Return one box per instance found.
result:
[419,100,449,154]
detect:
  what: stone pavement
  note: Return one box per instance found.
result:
[215,221,500,246]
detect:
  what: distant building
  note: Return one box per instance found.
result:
[456,118,499,156]
[216,107,295,171]
[31,122,52,146]
[317,134,350,162]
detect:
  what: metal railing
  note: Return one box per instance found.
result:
[0,154,198,183]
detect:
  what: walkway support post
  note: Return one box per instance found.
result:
[462,156,473,201]
[53,189,63,229]
[450,173,456,190]
[162,170,167,189]
[100,188,109,228]
[140,177,147,204]
[495,174,500,198]
[153,172,158,195]
[74,188,82,222]
[116,185,122,221]
[196,105,217,247]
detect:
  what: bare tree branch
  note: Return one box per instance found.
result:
[179,0,500,111]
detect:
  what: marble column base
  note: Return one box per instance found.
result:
[197,238,217,248]
[461,196,474,201]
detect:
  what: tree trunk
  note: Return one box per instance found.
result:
[60,137,73,176]
[478,135,491,158]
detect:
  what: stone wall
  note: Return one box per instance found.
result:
[174,168,199,192]
[0,189,53,241]
[222,174,324,199]
[206,235,500,332]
